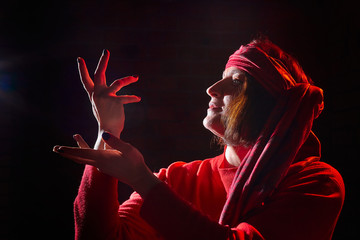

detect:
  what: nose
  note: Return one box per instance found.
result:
[206,80,222,97]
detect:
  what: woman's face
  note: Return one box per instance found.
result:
[203,67,246,137]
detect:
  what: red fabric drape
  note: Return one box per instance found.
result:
[220,44,324,227]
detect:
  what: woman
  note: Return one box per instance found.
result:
[54,38,345,239]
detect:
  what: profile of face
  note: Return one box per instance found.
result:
[203,67,246,137]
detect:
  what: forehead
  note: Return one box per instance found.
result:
[222,67,246,78]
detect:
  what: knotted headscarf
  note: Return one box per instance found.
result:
[219,44,324,226]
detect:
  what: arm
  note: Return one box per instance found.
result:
[73,135,120,240]
[73,163,119,239]
[57,134,162,239]
[140,181,264,240]
[63,50,142,239]
[58,136,263,240]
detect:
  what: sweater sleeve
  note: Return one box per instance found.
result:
[74,165,121,240]
[140,182,264,240]
[73,165,159,240]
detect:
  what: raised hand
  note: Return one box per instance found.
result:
[78,50,140,137]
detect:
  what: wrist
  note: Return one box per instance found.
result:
[98,125,122,138]
[131,166,161,198]
[95,126,121,150]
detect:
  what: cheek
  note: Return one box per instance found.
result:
[223,95,234,112]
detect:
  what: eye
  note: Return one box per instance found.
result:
[232,78,241,85]
[231,72,244,86]
[232,76,242,86]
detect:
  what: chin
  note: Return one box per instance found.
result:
[203,116,225,138]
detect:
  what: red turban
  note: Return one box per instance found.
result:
[219,44,324,226]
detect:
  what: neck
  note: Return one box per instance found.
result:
[225,145,250,167]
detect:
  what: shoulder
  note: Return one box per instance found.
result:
[279,159,345,205]
[248,160,345,239]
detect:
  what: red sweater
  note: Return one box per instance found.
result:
[74,139,344,239]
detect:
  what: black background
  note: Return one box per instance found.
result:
[0,0,358,239]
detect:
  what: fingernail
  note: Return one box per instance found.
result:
[77,57,81,63]
[102,132,111,140]
[53,145,64,153]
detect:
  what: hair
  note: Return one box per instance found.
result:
[221,36,313,146]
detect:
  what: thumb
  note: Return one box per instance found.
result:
[73,134,90,149]
[102,131,132,153]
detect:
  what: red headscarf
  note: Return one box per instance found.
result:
[219,43,324,226]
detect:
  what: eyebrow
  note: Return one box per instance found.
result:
[222,69,239,78]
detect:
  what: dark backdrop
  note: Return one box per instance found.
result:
[1,0,358,239]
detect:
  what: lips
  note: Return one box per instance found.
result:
[209,102,223,111]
